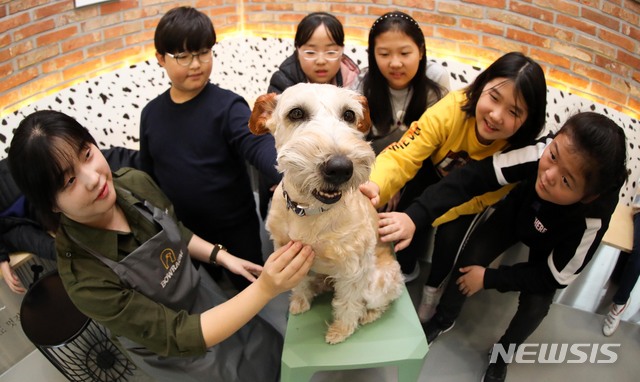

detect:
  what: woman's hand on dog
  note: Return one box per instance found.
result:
[359,181,381,207]
[217,250,264,283]
[256,241,315,298]
[378,212,415,252]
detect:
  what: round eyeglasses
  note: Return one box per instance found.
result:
[166,49,212,66]
[299,49,343,61]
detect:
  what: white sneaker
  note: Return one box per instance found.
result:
[418,285,442,323]
[603,301,627,336]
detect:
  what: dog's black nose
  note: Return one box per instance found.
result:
[322,155,353,185]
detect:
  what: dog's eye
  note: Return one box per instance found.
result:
[343,110,356,123]
[288,108,305,121]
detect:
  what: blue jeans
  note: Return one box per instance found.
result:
[612,212,640,305]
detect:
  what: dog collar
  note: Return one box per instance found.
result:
[282,187,332,216]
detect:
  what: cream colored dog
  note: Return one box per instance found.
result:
[249,83,404,344]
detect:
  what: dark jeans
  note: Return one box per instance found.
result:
[396,161,442,274]
[434,202,554,349]
[612,212,640,305]
[426,213,476,288]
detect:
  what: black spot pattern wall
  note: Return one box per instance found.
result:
[1,37,637,203]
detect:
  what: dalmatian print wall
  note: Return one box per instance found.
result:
[1,37,638,202]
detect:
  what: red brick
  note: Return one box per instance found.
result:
[483,36,528,55]
[572,62,612,84]
[18,72,64,98]
[486,9,531,29]
[8,0,49,14]
[104,21,143,40]
[594,54,632,78]
[17,44,58,69]
[87,39,124,57]
[125,29,154,46]
[548,68,589,89]
[603,2,639,25]
[62,58,102,81]
[438,2,484,17]
[0,62,12,78]
[532,22,575,41]
[617,50,640,72]
[460,19,504,36]
[330,4,366,15]
[100,0,138,15]
[412,11,456,26]
[575,35,616,58]
[591,81,627,105]
[14,18,55,41]
[437,28,480,45]
[599,29,635,53]
[581,7,620,31]
[462,0,506,8]
[529,48,571,69]
[0,13,30,34]
[265,3,294,11]
[0,33,10,49]
[104,46,144,66]
[82,13,122,31]
[506,28,550,48]
[59,6,99,24]
[36,26,77,47]
[61,32,101,53]
[41,51,84,73]
[0,67,38,93]
[34,0,73,19]
[556,14,596,35]
[509,2,554,22]
[535,0,579,16]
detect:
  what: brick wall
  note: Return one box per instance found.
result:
[1,0,639,119]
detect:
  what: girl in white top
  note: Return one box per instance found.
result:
[352,11,451,156]
[351,11,450,281]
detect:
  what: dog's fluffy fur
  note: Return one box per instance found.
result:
[249,83,404,344]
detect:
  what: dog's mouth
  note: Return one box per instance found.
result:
[312,188,343,204]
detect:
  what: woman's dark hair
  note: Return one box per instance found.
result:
[461,51,547,149]
[294,12,345,49]
[154,6,216,54]
[557,111,628,197]
[8,110,97,229]
[363,11,444,134]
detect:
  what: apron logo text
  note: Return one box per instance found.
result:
[160,250,183,288]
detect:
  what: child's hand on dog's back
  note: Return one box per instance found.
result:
[256,241,315,298]
[359,181,381,207]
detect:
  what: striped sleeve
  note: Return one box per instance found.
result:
[547,217,602,285]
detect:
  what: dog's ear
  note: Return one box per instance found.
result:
[355,95,372,134]
[249,93,278,135]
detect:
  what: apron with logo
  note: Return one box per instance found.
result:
[67,196,282,382]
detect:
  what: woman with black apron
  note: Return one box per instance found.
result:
[8,110,314,382]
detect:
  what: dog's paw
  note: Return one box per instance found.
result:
[325,320,356,344]
[289,295,311,315]
[359,308,384,325]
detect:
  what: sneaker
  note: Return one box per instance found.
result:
[423,316,454,344]
[418,285,442,323]
[603,301,628,336]
[403,262,421,283]
[482,361,507,382]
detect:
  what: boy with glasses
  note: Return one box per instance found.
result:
[140,6,281,290]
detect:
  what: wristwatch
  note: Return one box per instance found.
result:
[209,244,226,265]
